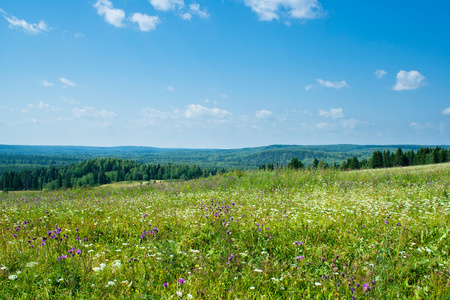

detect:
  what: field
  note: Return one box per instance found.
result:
[1,163,449,299]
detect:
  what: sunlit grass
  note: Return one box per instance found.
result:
[1,163,449,299]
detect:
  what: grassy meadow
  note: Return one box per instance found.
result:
[1,163,449,299]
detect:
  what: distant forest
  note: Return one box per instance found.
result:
[0,146,448,192]
[0,158,225,191]
[270,146,449,171]
[1,144,449,173]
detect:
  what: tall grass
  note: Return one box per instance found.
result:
[0,163,449,299]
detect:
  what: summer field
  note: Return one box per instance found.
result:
[1,164,449,299]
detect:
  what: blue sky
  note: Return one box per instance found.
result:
[1,0,449,148]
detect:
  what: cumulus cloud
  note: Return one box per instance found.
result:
[442,107,450,115]
[188,3,209,18]
[131,13,160,31]
[166,85,175,91]
[73,106,117,121]
[42,79,53,87]
[393,70,426,91]
[255,109,273,119]
[132,104,233,128]
[318,108,344,119]
[27,101,58,111]
[305,84,313,91]
[374,69,387,79]
[60,78,76,87]
[340,118,358,129]
[2,10,48,34]
[317,78,348,89]
[94,0,126,28]
[184,104,232,119]
[244,0,323,22]
[181,12,192,20]
[150,0,184,11]
[410,122,433,130]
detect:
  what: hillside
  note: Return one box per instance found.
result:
[1,144,448,172]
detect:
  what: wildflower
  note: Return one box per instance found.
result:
[250,286,255,290]
[26,262,38,268]
[176,291,183,297]
[107,281,116,286]
[362,283,371,292]
[178,278,185,285]
[8,275,17,280]
[187,294,193,299]
[296,256,305,260]
[254,269,263,272]
[0,266,7,270]
[163,283,168,288]
[315,282,322,286]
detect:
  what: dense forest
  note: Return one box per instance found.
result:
[1,144,448,172]
[0,158,225,191]
[1,146,448,192]
[259,146,450,171]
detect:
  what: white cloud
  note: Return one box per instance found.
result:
[244,0,323,22]
[2,11,48,34]
[318,108,344,119]
[166,85,175,91]
[61,97,81,105]
[374,69,387,79]
[317,78,348,89]
[184,104,232,119]
[94,0,126,28]
[131,13,160,31]
[410,122,433,130]
[138,107,169,126]
[42,79,53,87]
[181,12,192,20]
[150,0,184,11]
[393,70,426,91]
[340,118,358,129]
[255,109,273,119]
[73,106,117,121]
[305,84,313,91]
[27,101,58,111]
[189,3,209,18]
[60,78,76,87]
[442,107,450,115]
[316,122,331,129]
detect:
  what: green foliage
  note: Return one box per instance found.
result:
[0,163,449,298]
[0,158,225,191]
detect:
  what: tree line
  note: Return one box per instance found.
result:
[0,158,225,191]
[258,146,449,171]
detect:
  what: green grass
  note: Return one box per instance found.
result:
[0,163,449,299]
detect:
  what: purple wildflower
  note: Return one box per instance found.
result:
[178,278,185,285]
[163,283,168,288]
[362,283,371,292]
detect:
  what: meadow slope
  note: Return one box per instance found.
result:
[0,163,449,299]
